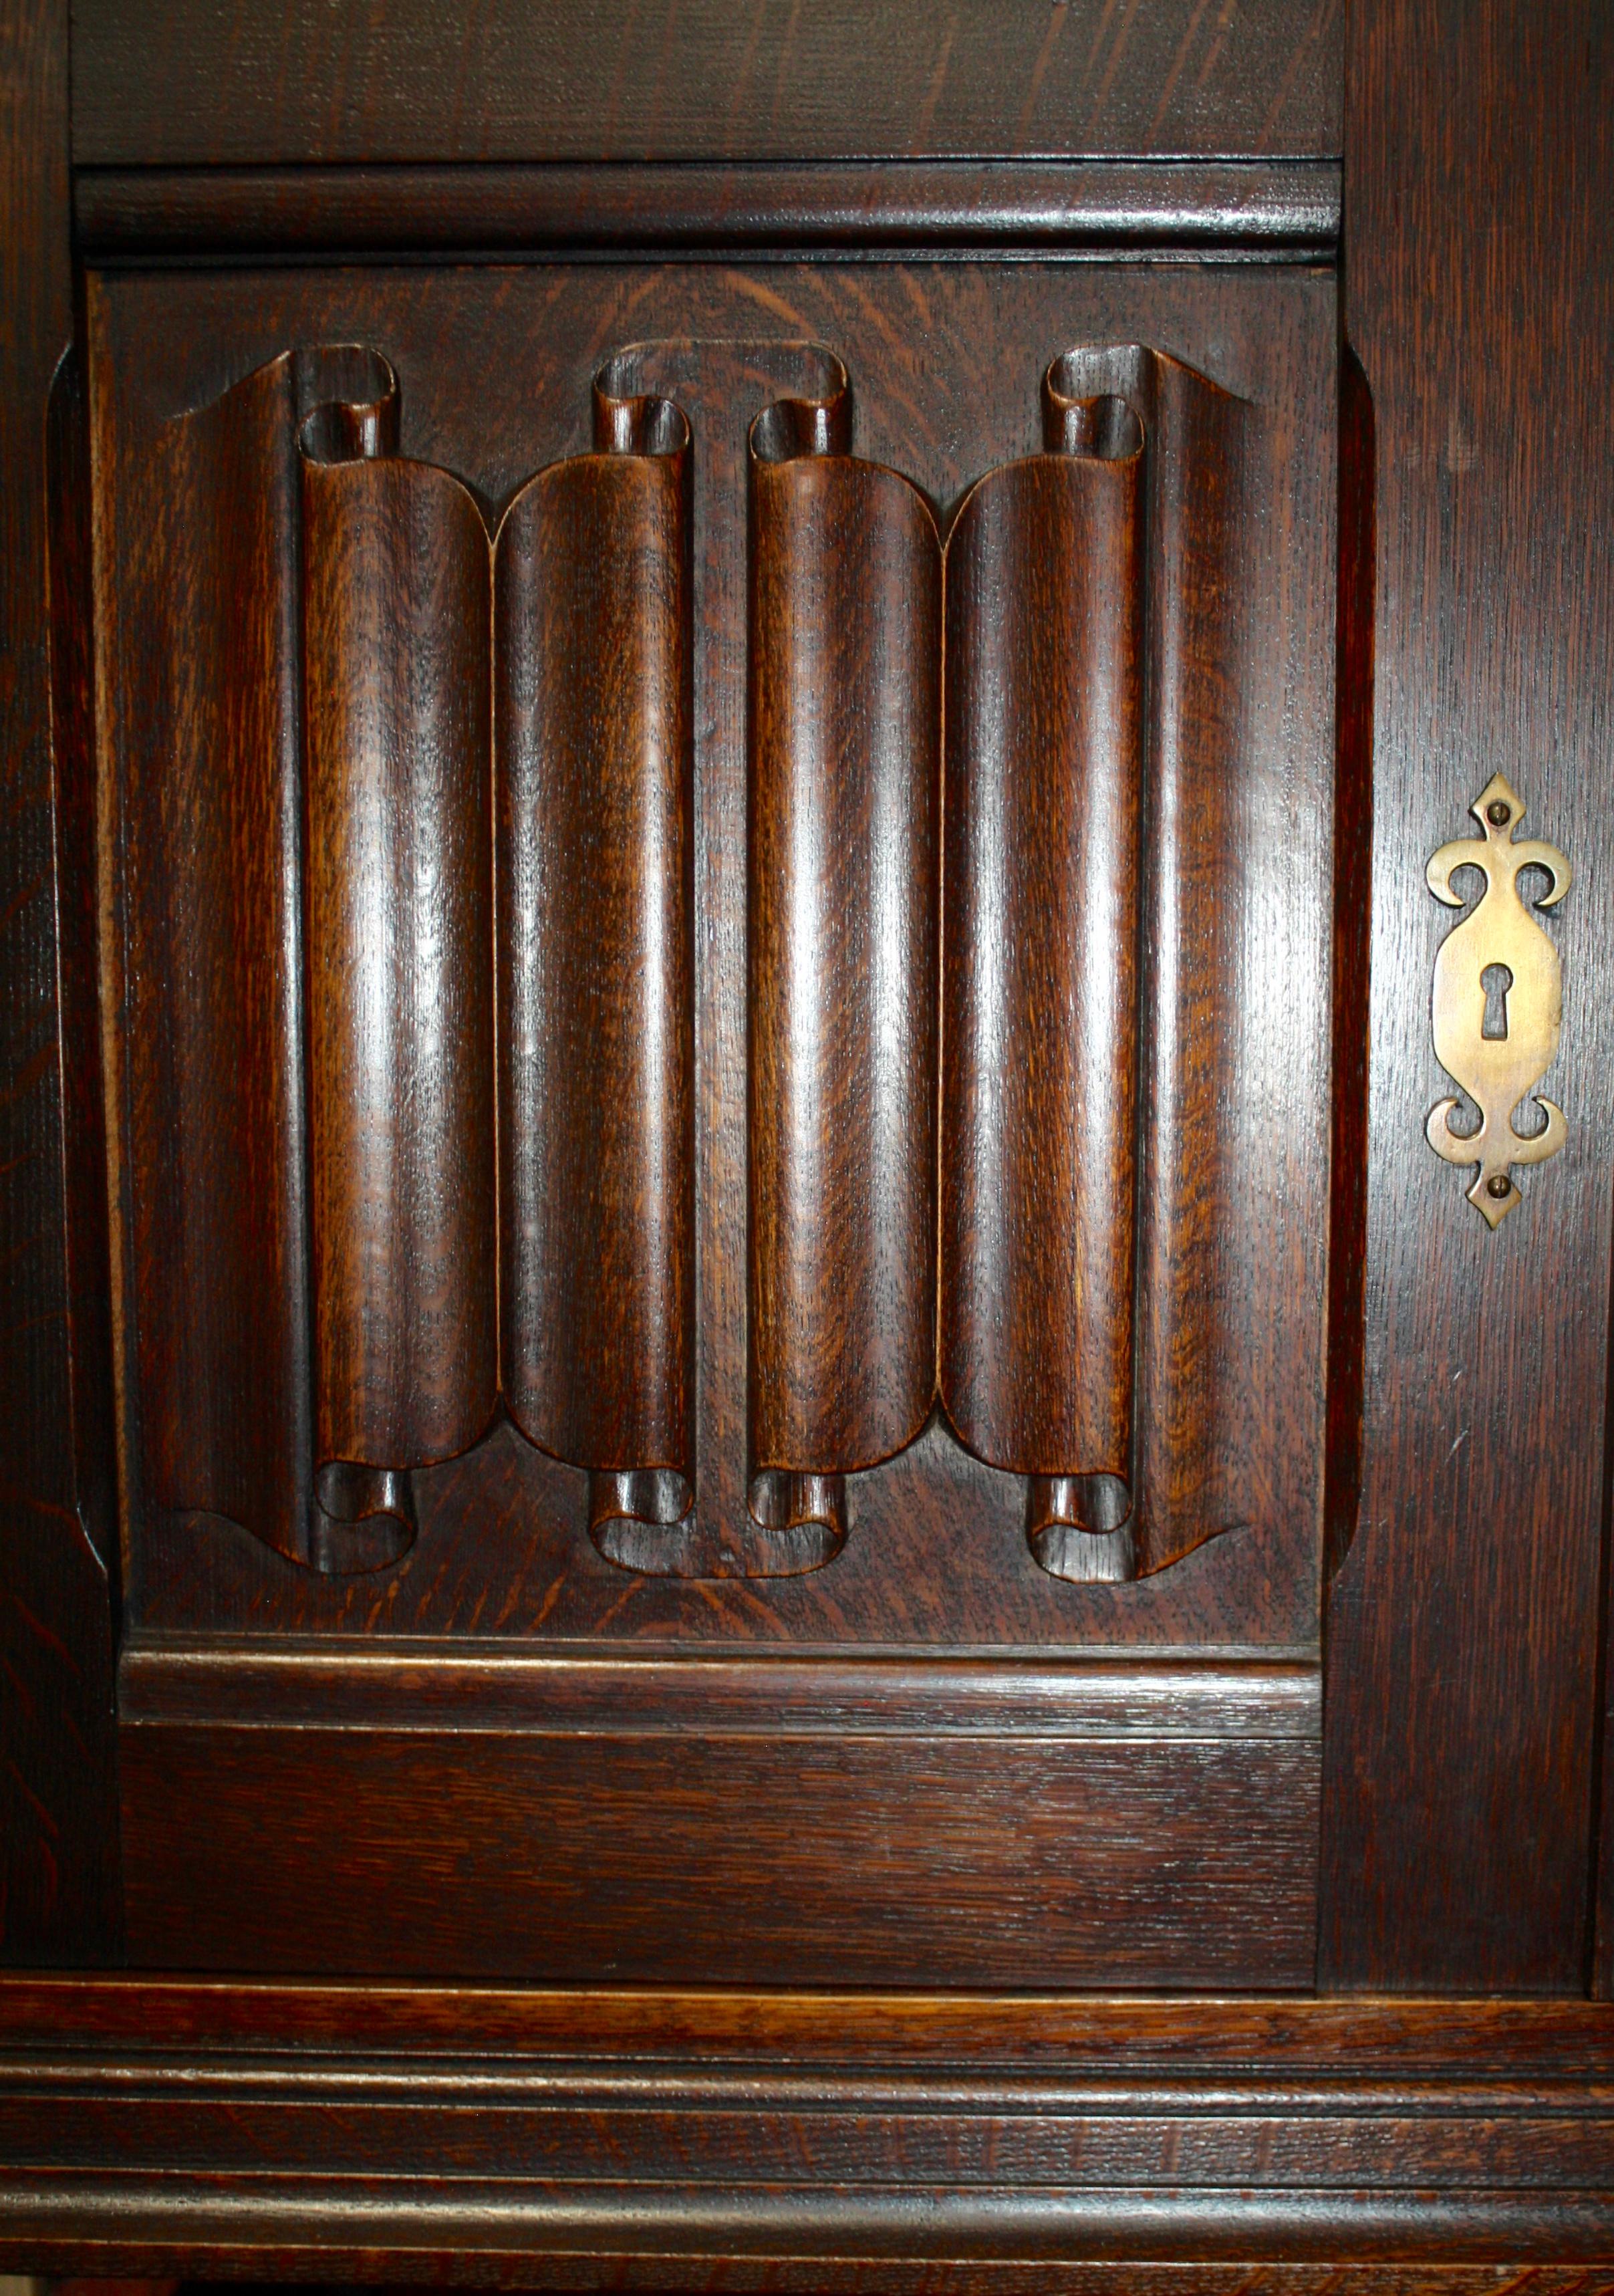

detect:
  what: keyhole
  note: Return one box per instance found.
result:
[1481,962,1513,1040]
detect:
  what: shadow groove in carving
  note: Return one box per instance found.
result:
[746,359,942,1571]
[940,347,1253,1585]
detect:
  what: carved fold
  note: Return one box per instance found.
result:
[942,348,1252,1583]
[747,375,942,1562]
[1099,348,1252,1581]
[128,348,418,1569]
[300,399,499,1507]
[495,378,695,1565]
[941,387,1145,1583]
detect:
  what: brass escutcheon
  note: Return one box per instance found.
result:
[1426,773,1571,1228]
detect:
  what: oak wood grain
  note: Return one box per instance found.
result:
[496,392,694,1533]
[6,1990,1614,2279]
[1320,0,1614,1993]
[70,0,1343,169]
[94,259,1335,1653]
[303,425,499,1478]
[749,392,940,1521]
[118,1720,1318,1985]
[74,158,1344,262]
[941,391,1144,1555]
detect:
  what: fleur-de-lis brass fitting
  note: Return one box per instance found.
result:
[1426,773,1571,1228]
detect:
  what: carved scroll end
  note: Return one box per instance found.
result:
[1426,774,1571,1227]
[1027,1474,1136,1585]
[292,345,400,465]
[588,1467,698,1573]
[311,1460,417,1575]
[745,1469,847,1575]
[747,354,853,466]
[591,358,692,461]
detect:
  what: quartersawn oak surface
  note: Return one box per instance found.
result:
[1319,0,1614,1995]
[70,0,1342,168]
[91,257,1337,1656]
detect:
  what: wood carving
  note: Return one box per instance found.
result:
[747,364,942,1561]
[110,311,1313,1608]
[301,371,498,1566]
[942,348,1254,1583]
[942,378,1144,1582]
[1425,773,1570,1227]
[125,350,694,1572]
[126,348,416,1571]
[496,376,695,1558]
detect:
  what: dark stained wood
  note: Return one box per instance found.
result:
[1323,344,1374,1586]
[3,1976,1611,2069]
[6,1987,1614,2279]
[94,259,1335,1656]
[0,0,120,1961]
[496,387,694,1550]
[74,158,1343,261]
[107,346,321,1566]
[941,386,1143,1563]
[1320,0,1614,1991]
[70,1,1343,169]
[302,410,499,1485]
[1107,349,1262,1581]
[749,376,940,1555]
[118,1642,1320,1738]
[117,1718,1315,1986]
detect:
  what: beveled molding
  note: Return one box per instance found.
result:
[2,1985,1614,2281]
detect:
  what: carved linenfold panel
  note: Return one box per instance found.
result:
[747,373,942,1561]
[101,270,1332,1638]
[941,382,1144,1581]
[496,380,695,1555]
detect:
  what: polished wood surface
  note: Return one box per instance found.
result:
[8,0,1614,2273]
[70,0,1342,168]
[1319,0,1614,1993]
[497,388,695,1556]
[749,376,940,1544]
[92,260,1335,1660]
[303,386,499,1495]
[0,0,119,1961]
[5,1983,1614,2281]
[942,392,1142,1561]
[117,1718,1317,1987]
[74,156,1343,261]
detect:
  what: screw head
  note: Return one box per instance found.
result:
[1487,800,1511,826]
[1486,1173,1512,1200]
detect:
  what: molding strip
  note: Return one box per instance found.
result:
[76,160,1342,263]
